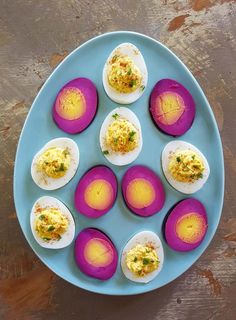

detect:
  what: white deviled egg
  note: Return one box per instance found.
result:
[31,137,79,190]
[100,107,143,166]
[162,140,210,194]
[102,43,148,104]
[30,196,75,249]
[121,231,164,283]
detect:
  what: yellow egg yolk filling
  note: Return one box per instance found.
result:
[35,207,68,241]
[155,92,185,125]
[168,150,205,183]
[126,244,159,277]
[126,178,155,209]
[108,54,142,93]
[56,87,86,120]
[84,179,113,210]
[37,147,71,179]
[84,239,113,267]
[176,212,206,244]
[105,118,138,153]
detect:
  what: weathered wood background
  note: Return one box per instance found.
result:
[0,0,235,319]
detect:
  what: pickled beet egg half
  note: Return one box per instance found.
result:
[149,79,196,136]
[74,166,117,218]
[75,228,118,280]
[165,198,208,252]
[53,78,98,134]
[122,165,165,217]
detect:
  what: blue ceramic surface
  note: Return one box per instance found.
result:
[14,31,224,295]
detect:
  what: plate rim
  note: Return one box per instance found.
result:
[13,30,225,296]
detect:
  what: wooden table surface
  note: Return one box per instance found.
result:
[0,1,235,319]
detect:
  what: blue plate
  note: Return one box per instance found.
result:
[14,31,224,295]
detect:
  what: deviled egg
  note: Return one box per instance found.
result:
[74,166,117,218]
[103,43,148,104]
[165,198,208,252]
[75,228,118,280]
[53,78,98,134]
[150,79,196,136]
[30,196,75,249]
[121,231,164,283]
[31,137,79,190]
[122,165,165,217]
[162,140,210,194]
[100,107,142,166]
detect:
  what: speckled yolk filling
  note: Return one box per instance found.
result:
[84,179,113,210]
[84,238,113,267]
[155,92,185,125]
[56,87,86,120]
[176,212,207,244]
[126,178,155,209]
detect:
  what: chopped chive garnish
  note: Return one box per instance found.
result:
[48,226,55,232]
[112,113,119,119]
[198,172,203,179]
[176,157,181,163]
[133,257,137,262]
[103,150,109,155]
[129,79,136,87]
[128,131,136,142]
[143,258,150,265]
[192,155,195,160]
[127,68,132,75]
[42,237,51,241]
[38,214,45,221]
[140,85,145,91]
[113,137,119,145]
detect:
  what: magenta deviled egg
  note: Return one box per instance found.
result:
[74,166,117,218]
[53,78,98,134]
[74,228,118,280]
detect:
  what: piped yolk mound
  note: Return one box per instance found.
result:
[176,212,207,244]
[84,179,113,210]
[37,147,70,178]
[126,244,159,277]
[35,207,68,241]
[108,54,142,93]
[84,238,114,267]
[56,87,86,120]
[168,150,205,183]
[155,92,185,125]
[105,118,138,153]
[126,178,155,209]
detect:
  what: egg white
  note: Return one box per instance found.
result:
[162,140,210,194]
[31,137,79,190]
[121,231,164,283]
[99,107,143,166]
[102,43,148,104]
[30,196,75,249]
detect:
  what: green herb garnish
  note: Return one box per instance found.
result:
[176,157,181,163]
[129,79,136,87]
[112,113,119,120]
[38,214,45,221]
[198,172,203,179]
[192,155,195,160]
[58,163,65,171]
[128,131,136,142]
[103,150,109,155]
[113,137,119,145]
[133,257,137,262]
[47,226,55,232]
[140,85,145,91]
[143,258,150,265]
[42,237,51,241]
[112,54,118,62]
[127,68,132,75]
